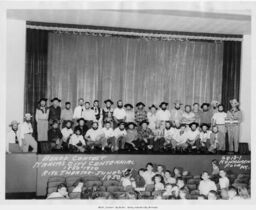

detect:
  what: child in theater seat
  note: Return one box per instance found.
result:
[164,170,177,185]
[153,174,165,191]
[140,163,156,186]
[198,171,217,196]
[47,183,69,199]
[219,170,230,190]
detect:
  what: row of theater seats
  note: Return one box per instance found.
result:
[46,172,250,200]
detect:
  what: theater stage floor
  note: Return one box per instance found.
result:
[6,153,251,198]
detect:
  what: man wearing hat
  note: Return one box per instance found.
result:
[226,99,242,153]
[156,102,171,127]
[186,122,200,153]
[135,102,147,126]
[84,121,105,151]
[135,120,154,151]
[170,100,184,127]
[75,118,89,137]
[113,100,127,129]
[199,103,211,126]
[61,101,73,128]
[125,122,138,151]
[199,123,212,152]
[48,97,61,126]
[19,113,37,152]
[73,98,85,120]
[113,121,128,151]
[181,105,196,125]
[35,98,49,142]
[82,101,96,129]
[61,120,74,151]
[124,103,135,123]
[6,120,22,153]
[102,99,114,127]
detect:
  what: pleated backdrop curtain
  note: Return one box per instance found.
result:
[47,32,223,108]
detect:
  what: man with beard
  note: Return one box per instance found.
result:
[113,122,128,152]
[75,118,88,137]
[209,125,225,153]
[135,120,154,152]
[6,120,22,153]
[48,97,62,127]
[156,102,171,129]
[102,99,114,127]
[82,101,96,129]
[60,102,73,128]
[92,100,102,127]
[61,120,73,151]
[199,103,211,126]
[170,100,184,127]
[186,122,200,153]
[192,103,201,124]
[73,98,85,121]
[84,121,105,152]
[181,105,196,126]
[19,113,38,152]
[135,102,147,126]
[48,120,63,151]
[113,100,127,128]
[162,121,176,152]
[101,121,116,152]
[171,123,188,152]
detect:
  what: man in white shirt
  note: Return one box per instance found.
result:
[113,100,127,128]
[73,98,85,120]
[124,103,135,123]
[156,102,171,127]
[211,104,227,135]
[69,127,86,152]
[101,121,116,151]
[61,120,73,151]
[82,102,96,128]
[19,113,37,152]
[84,121,105,151]
[170,100,184,126]
[186,122,200,152]
[181,105,195,125]
[198,172,217,196]
[6,120,22,153]
[113,122,127,151]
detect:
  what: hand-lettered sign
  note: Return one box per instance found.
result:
[219,155,251,171]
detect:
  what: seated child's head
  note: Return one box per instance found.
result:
[157,165,164,174]
[219,170,227,178]
[154,174,163,184]
[173,167,181,177]
[176,178,185,188]
[165,184,173,192]
[146,163,154,172]
[211,159,219,169]
[228,186,238,199]
[201,171,210,181]
[165,170,171,178]
[208,190,218,200]
[56,183,68,197]
[179,188,188,199]
[104,121,111,129]
[220,188,229,200]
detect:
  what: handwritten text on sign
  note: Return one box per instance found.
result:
[219,155,251,170]
[33,155,135,180]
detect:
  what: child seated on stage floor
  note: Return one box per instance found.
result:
[186,122,200,153]
[199,123,212,153]
[101,121,116,152]
[48,120,63,151]
[61,120,73,151]
[208,125,225,154]
[84,121,105,152]
[69,127,86,153]
[125,122,138,151]
[153,174,165,191]
[171,124,188,152]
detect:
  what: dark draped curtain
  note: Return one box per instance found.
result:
[221,41,241,111]
[24,29,48,138]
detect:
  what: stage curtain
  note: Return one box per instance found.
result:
[221,41,241,110]
[47,32,224,108]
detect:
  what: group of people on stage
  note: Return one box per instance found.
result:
[7,97,242,154]
[47,160,250,200]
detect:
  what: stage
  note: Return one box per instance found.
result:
[6,153,251,197]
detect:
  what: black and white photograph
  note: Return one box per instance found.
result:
[0,0,255,207]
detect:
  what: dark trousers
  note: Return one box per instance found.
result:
[153,137,165,152]
[133,138,154,151]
